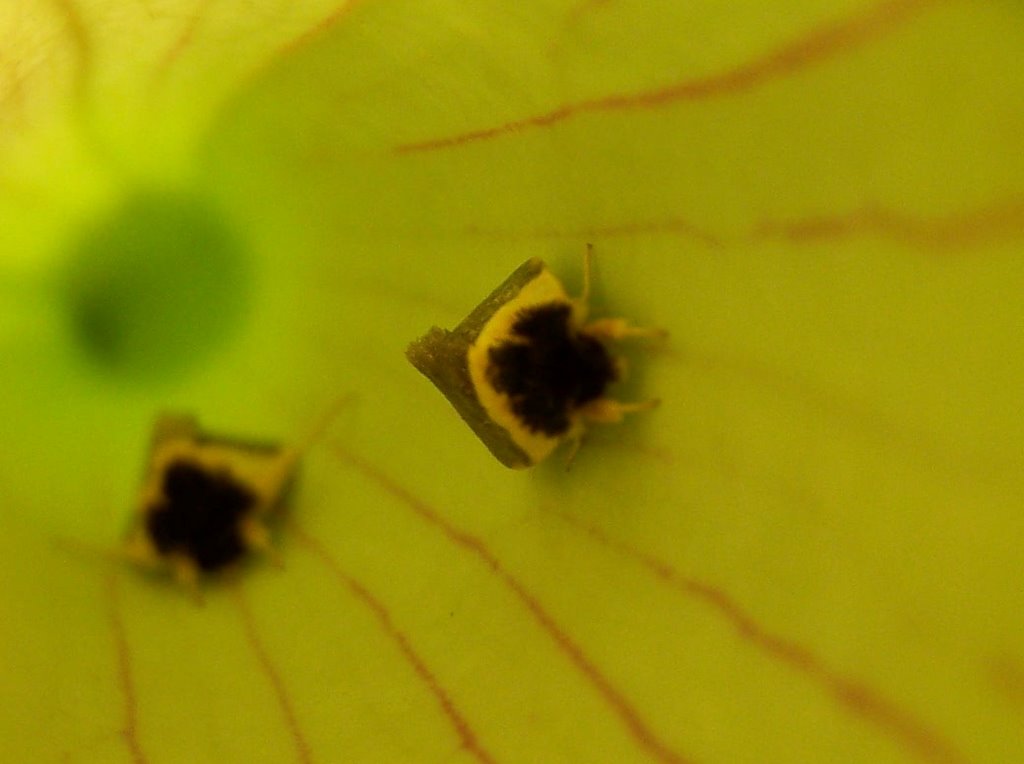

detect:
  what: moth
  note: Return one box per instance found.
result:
[121,399,345,597]
[407,245,663,468]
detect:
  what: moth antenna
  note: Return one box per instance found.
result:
[581,242,594,305]
[52,535,127,567]
[170,557,203,604]
[291,393,354,458]
[240,517,283,569]
[270,393,355,486]
[563,435,583,470]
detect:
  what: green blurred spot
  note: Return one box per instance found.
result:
[63,190,249,383]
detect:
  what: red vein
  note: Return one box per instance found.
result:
[280,2,363,59]
[990,654,1024,710]
[751,198,1024,252]
[460,195,1024,254]
[0,53,27,119]
[562,0,613,30]
[236,1,363,93]
[233,584,313,764]
[328,445,691,764]
[210,0,365,128]
[396,0,942,153]
[292,524,497,764]
[154,2,209,80]
[105,574,147,764]
[463,218,723,248]
[552,510,967,764]
[49,0,93,106]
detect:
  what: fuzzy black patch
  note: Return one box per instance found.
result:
[486,303,617,436]
[145,460,256,572]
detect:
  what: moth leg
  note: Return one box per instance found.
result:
[240,516,282,568]
[170,555,203,604]
[252,394,353,502]
[558,418,591,470]
[121,532,161,569]
[563,433,584,470]
[583,317,667,342]
[581,397,660,424]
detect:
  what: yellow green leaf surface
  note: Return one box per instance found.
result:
[2,0,1023,761]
